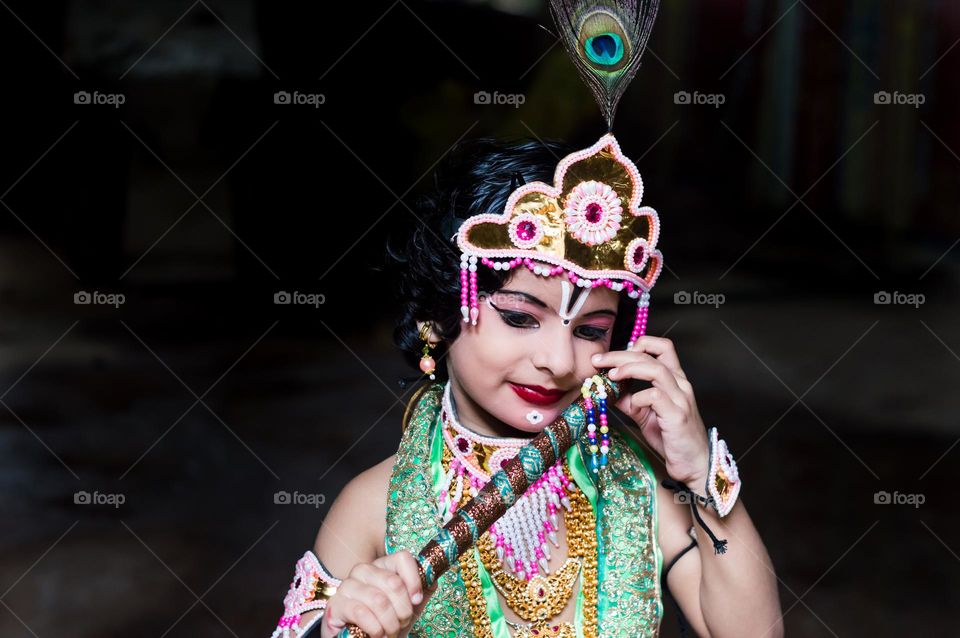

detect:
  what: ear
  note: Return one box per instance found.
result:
[416,320,442,344]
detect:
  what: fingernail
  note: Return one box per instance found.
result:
[609,367,618,377]
[592,354,602,364]
[412,592,423,604]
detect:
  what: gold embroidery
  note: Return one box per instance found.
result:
[594,434,663,637]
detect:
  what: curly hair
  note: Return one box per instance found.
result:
[385,137,638,387]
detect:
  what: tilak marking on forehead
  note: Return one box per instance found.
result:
[558,279,591,326]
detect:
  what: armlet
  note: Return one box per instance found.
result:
[270,550,342,638]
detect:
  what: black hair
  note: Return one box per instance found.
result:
[385,137,637,387]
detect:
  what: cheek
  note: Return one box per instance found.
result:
[575,339,609,377]
[448,310,522,391]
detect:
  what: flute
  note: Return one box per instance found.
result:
[337,373,619,638]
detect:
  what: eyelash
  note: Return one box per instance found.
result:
[495,309,610,341]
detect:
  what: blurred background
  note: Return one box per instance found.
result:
[0,0,958,636]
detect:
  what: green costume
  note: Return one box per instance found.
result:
[384,383,664,637]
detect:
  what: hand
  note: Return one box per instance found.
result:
[592,336,710,494]
[319,551,434,638]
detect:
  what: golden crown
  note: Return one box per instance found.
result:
[454,134,662,346]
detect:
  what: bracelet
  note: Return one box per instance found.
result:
[706,426,741,518]
[270,550,342,638]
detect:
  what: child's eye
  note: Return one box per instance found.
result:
[574,325,610,341]
[496,309,539,329]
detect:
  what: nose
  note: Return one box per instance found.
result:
[530,324,578,379]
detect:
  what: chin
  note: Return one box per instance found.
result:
[501,394,570,434]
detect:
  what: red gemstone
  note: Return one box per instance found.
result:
[634,245,645,262]
[517,220,537,240]
[457,437,469,452]
[538,587,545,597]
[585,202,603,223]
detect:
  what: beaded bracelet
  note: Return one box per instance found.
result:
[270,551,342,638]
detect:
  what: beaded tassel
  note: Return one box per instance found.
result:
[459,253,470,323]
[582,375,610,474]
[468,255,479,325]
[627,291,651,349]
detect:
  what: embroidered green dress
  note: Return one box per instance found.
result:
[384,383,664,637]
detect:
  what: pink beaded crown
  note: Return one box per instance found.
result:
[455,133,664,348]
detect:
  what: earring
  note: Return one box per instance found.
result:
[419,322,437,380]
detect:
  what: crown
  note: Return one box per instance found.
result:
[455,133,663,347]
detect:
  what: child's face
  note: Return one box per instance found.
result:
[446,267,620,435]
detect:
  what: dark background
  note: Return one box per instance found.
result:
[0,0,958,636]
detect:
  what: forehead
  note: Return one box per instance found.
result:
[495,267,619,311]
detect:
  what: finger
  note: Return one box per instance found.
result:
[330,593,386,638]
[594,344,685,380]
[321,580,363,635]
[350,581,402,637]
[610,359,687,408]
[375,551,423,605]
[352,565,412,631]
[623,386,684,420]
[629,336,686,379]
[617,388,667,454]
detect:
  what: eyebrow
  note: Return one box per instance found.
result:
[496,289,617,318]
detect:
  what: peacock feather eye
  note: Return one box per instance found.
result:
[577,9,631,73]
[551,0,661,127]
[584,32,624,66]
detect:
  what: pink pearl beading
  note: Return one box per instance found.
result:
[627,291,651,350]
[270,551,340,638]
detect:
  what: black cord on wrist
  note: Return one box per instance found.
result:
[661,478,729,555]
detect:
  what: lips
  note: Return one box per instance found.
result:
[509,383,567,406]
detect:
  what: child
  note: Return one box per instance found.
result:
[268,1,781,635]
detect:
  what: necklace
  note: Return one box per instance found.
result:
[443,447,599,638]
[437,382,599,637]
[477,463,599,638]
[439,382,576,579]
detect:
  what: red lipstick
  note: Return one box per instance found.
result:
[509,383,567,406]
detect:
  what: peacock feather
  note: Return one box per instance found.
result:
[549,0,661,130]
